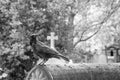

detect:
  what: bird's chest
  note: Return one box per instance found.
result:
[32,45,51,58]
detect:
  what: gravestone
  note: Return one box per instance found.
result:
[92,49,107,63]
[47,32,58,50]
[105,44,120,63]
[98,54,107,63]
[26,64,120,80]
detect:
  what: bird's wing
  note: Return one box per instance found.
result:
[37,40,69,62]
[37,41,62,55]
[54,54,69,62]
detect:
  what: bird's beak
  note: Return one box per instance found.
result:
[31,34,38,36]
[28,29,43,38]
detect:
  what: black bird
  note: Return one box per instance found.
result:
[29,34,69,64]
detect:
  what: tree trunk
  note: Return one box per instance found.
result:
[66,13,75,53]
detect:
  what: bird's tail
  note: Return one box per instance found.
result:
[55,54,69,62]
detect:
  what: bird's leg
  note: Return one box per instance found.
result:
[44,58,48,64]
[39,61,45,65]
[39,58,48,65]
[36,59,43,65]
[38,59,45,65]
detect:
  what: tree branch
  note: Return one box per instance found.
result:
[73,0,120,47]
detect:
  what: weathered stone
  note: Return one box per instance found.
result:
[47,32,58,50]
[26,63,120,80]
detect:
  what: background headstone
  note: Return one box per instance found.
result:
[47,32,58,50]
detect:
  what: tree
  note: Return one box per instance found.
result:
[0,0,60,79]
[0,0,80,79]
[74,0,120,47]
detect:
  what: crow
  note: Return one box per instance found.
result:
[29,34,69,65]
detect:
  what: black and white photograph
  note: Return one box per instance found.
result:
[0,0,120,80]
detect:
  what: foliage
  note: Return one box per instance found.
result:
[0,0,78,79]
[0,0,120,79]
[73,0,120,61]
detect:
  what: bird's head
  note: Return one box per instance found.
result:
[30,34,38,45]
[29,30,43,45]
[30,34,37,40]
